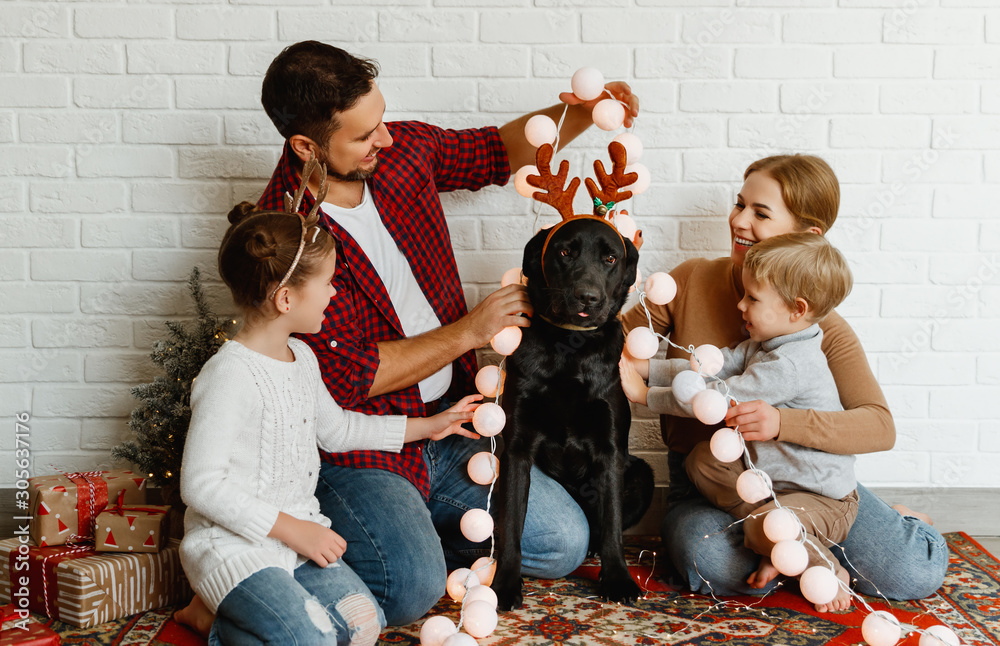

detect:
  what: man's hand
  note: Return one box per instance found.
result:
[270,513,347,568]
[559,81,640,129]
[459,284,532,349]
[726,400,780,442]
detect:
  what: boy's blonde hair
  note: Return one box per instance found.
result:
[743,233,853,321]
[744,155,840,234]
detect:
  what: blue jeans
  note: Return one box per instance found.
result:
[662,452,949,600]
[316,434,589,625]
[210,561,385,646]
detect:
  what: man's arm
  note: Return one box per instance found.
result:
[499,81,639,172]
[367,284,532,397]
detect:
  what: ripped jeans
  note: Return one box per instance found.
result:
[209,561,385,646]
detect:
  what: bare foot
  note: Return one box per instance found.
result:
[892,504,933,526]
[174,594,214,637]
[746,556,780,589]
[814,566,852,612]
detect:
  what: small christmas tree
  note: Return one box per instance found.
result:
[113,267,237,506]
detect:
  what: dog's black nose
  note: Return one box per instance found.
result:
[575,286,601,307]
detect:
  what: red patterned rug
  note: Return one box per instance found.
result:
[44,532,998,645]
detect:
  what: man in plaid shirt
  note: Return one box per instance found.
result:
[257,41,639,625]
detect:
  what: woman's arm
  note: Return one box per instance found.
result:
[730,313,895,454]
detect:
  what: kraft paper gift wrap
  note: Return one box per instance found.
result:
[0,537,190,628]
[94,496,171,554]
[28,470,147,547]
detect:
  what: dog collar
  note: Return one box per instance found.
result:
[539,314,600,332]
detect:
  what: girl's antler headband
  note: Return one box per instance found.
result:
[268,153,329,300]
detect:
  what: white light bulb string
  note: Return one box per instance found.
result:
[637,291,961,644]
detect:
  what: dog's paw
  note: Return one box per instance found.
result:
[492,577,524,612]
[600,574,643,605]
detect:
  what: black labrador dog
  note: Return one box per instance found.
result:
[491,215,655,611]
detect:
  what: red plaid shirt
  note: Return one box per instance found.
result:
[258,121,511,499]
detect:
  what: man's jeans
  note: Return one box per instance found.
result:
[662,451,949,600]
[316,434,590,625]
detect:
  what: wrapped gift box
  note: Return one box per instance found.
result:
[28,471,147,547]
[0,605,59,646]
[94,498,171,554]
[0,537,189,628]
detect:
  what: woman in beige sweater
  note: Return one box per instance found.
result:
[621,154,947,600]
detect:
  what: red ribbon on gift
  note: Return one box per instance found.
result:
[8,541,96,620]
[62,471,109,543]
[106,490,168,516]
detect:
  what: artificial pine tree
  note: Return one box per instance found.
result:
[113,267,237,506]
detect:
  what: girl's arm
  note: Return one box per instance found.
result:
[728,313,895,454]
[180,357,280,545]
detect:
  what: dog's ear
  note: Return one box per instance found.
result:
[619,236,640,300]
[522,228,548,283]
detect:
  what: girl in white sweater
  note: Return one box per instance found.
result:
[176,164,481,645]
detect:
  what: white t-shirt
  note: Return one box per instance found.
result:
[322,184,452,403]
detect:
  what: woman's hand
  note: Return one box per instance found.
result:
[559,81,640,128]
[619,356,649,406]
[269,512,346,568]
[405,394,482,443]
[726,400,780,442]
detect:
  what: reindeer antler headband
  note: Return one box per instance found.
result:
[527,141,638,282]
[267,153,330,300]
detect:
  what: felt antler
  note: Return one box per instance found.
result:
[527,144,581,222]
[585,141,637,216]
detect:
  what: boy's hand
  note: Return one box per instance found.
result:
[726,400,780,442]
[619,357,649,406]
[270,513,346,568]
[620,346,650,379]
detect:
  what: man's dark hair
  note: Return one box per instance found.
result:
[261,41,379,146]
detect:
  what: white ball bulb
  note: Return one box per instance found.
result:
[862,611,902,646]
[593,99,626,131]
[500,266,524,287]
[625,327,659,360]
[464,583,498,609]
[420,615,458,646]
[446,568,478,602]
[763,508,801,543]
[571,67,605,102]
[460,508,494,543]
[709,428,743,463]
[514,165,539,198]
[771,539,809,577]
[690,344,725,376]
[467,452,499,486]
[799,566,840,606]
[463,600,499,639]
[735,468,772,505]
[470,556,496,586]
[919,625,960,646]
[671,370,706,404]
[524,114,557,148]
[692,389,728,425]
[644,272,677,306]
[491,326,522,356]
[442,634,478,646]
[614,213,637,240]
[472,402,505,437]
[625,163,650,195]
[612,132,643,162]
[475,365,504,398]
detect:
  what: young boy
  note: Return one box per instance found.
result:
[620,232,858,612]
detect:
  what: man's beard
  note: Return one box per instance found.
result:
[319,151,379,183]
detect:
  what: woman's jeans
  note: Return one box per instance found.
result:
[662,451,949,600]
[315,433,590,625]
[210,561,384,646]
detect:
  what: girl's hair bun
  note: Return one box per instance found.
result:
[245,230,279,263]
[227,201,259,225]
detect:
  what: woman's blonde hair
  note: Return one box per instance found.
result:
[743,232,853,321]
[744,155,840,234]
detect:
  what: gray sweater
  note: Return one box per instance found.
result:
[646,324,856,500]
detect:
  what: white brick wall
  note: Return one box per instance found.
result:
[3,0,997,488]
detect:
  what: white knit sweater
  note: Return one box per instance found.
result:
[179,339,406,612]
